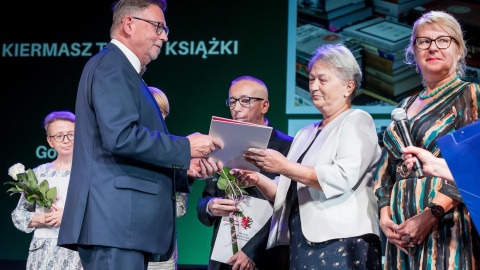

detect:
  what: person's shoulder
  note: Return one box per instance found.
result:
[33,163,51,174]
[100,44,124,59]
[345,109,375,124]
[273,129,293,142]
[465,81,480,93]
[342,108,368,119]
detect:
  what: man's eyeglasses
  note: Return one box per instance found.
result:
[49,133,74,142]
[226,96,265,108]
[132,16,169,36]
[414,36,456,50]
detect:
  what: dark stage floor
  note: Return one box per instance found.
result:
[0,260,207,270]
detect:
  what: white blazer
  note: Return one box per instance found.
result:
[268,109,381,247]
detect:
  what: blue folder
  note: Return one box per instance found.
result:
[436,121,480,229]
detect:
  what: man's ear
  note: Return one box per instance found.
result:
[123,16,135,36]
[261,99,270,114]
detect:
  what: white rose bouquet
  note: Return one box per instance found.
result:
[5,163,57,208]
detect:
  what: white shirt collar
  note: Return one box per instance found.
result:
[110,39,142,74]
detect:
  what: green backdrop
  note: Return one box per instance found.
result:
[1,0,398,266]
[0,0,292,266]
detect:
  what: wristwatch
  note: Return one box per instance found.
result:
[428,202,445,219]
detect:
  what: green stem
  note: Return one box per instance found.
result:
[229,216,238,254]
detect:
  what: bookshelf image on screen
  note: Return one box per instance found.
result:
[287,0,398,114]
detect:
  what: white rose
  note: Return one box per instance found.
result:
[8,163,26,180]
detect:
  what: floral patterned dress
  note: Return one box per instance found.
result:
[11,163,83,270]
[374,80,480,270]
[148,192,187,270]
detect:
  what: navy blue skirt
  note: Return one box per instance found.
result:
[288,183,381,270]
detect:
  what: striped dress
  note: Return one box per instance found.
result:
[374,80,480,270]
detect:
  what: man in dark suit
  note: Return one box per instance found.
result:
[57,1,222,269]
[197,76,293,270]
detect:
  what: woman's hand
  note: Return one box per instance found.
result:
[401,146,453,182]
[232,169,259,187]
[379,208,410,253]
[44,204,63,227]
[243,148,289,174]
[231,168,277,202]
[396,209,437,246]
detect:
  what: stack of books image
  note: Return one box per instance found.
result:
[295,23,362,97]
[297,0,374,32]
[371,0,434,22]
[342,17,422,101]
[296,23,362,73]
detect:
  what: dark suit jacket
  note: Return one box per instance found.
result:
[197,126,293,270]
[58,43,192,260]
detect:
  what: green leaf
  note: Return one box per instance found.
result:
[234,210,245,217]
[41,199,52,209]
[217,177,228,190]
[4,181,17,186]
[25,193,39,203]
[39,180,49,194]
[16,172,28,182]
[26,169,38,184]
[5,166,56,209]
[6,188,20,194]
[45,187,57,204]
[14,183,24,192]
[215,166,250,198]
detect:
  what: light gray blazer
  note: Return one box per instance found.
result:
[268,109,381,248]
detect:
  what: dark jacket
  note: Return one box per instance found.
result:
[58,43,192,260]
[197,126,293,270]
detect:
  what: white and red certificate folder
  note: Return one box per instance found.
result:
[208,116,273,172]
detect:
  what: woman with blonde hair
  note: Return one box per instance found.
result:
[147,86,187,270]
[375,11,480,269]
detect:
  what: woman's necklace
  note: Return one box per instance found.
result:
[418,75,459,100]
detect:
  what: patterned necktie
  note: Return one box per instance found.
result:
[139,65,147,77]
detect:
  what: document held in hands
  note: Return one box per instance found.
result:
[211,195,273,263]
[208,116,273,171]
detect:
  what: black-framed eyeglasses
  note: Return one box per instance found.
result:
[414,36,456,50]
[226,96,265,108]
[49,133,74,142]
[132,16,169,36]
[160,109,169,118]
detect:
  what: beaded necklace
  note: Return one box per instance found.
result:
[418,75,459,100]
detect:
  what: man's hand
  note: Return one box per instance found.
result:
[225,250,255,270]
[187,132,223,158]
[188,158,223,178]
[208,197,237,217]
